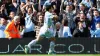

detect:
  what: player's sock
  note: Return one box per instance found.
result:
[27,39,37,48]
[49,41,55,53]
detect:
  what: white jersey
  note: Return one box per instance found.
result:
[43,11,54,28]
[39,11,55,38]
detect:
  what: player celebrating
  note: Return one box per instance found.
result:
[24,3,58,54]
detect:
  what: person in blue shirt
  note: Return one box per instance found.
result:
[0,17,7,38]
[90,23,100,37]
[24,3,58,54]
[23,7,35,38]
[91,10,100,30]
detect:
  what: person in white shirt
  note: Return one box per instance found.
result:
[62,19,72,38]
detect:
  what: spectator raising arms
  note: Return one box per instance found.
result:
[23,7,36,38]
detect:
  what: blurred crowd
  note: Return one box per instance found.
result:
[0,0,100,38]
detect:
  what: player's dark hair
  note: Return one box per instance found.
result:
[46,4,53,11]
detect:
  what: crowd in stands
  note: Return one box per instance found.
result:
[0,0,100,38]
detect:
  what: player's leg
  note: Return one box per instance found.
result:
[48,37,56,54]
[24,26,46,54]
[24,35,44,54]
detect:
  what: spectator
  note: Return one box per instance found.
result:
[21,0,26,3]
[90,23,100,37]
[51,0,61,15]
[8,11,15,23]
[37,12,44,26]
[91,10,100,30]
[78,3,88,14]
[0,17,7,38]
[20,2,26,11]
[4,16,21,39]
[73,21,90,38]
[75,12,91,29]
[64,0,73,6]
[62,19,72,38]
[23,7,36,38]
[81,0,93,9]
[0,0,98,38]
[0,4,8,17]
[54,22,63,37]
[9,0,19,14]
[97,0,100,11]
[17,10,25,32]
[21,0,36,13]
[61,4,76,33]
[43,0,52,11]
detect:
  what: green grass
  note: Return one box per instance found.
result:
[0,54,100,56]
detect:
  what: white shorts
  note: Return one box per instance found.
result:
[39,26,54,38]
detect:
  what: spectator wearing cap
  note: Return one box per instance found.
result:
[0,17,7,38]
[91,10,100,30]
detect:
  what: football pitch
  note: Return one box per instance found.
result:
[0,54,100,56]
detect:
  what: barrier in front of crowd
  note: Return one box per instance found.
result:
[0,38,100,54]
